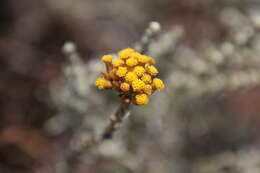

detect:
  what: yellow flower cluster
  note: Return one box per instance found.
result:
[95,48,164,106]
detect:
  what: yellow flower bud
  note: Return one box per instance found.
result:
[137,55,150,64]
[143,84,152,95]
[152,78,164,90]
[135,94,149,105]
[95,78,111,89]
[130,52,142,59]
[125,72,138,82]
[133,66,145,77]
[112,58,124,67]
[116,67,127,77]
[101,55,113,63]
[147,65,159,76]
[120,82,130,92]
[126,58,138,67]
[118,48,134,59]
[132,79,145,92]
[141,74,152,83]
[148,57,156,64]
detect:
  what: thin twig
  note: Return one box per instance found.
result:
[99,103,130,140]
[72,103,130,152]
[134,21,161,54]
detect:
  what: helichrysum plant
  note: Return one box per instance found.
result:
[95,48,164,106]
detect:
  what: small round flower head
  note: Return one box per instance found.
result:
[101,55,113,63]
[141,74,152,83]
[120,82,130,92]
[118,48,134,59]
[152,78,164,90]
[137,55,150,64]
[125,72,138,82]
[95,48,164,106]
[148,57,156,64]
[113,58,124,67]
[133,66,145,77]
[132,79,145,92]
[126,58,138,67]
[135,94,149,105]
[116,67,127,77]
[130,52,142,59]
[95,78,112,89]
[147,65,159,76]
[143,84,152,95]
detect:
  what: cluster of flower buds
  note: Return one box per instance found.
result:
[95,48,164,105]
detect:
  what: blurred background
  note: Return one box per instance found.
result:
[1,0,260,173]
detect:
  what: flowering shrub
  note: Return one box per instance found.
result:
[95,48,164,105]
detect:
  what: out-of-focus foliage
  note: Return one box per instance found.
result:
[1,0,260,173]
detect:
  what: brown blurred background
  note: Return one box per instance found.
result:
[1,0,260,173]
